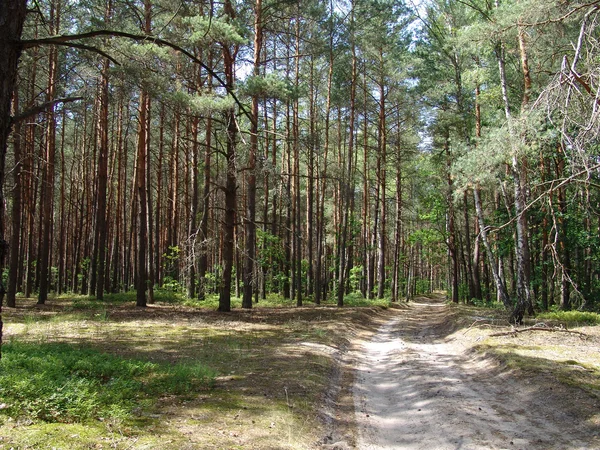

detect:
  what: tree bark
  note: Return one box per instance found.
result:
[337,4,357,307]
[219,0,238,312]
[496,37,532,323]
[136,90,149,307]
[0,0,28,302]
[376,60,387,299]
[38,0,60,305]
[7,87,22,308]
[91,54,110,300]
[243,0,262,309]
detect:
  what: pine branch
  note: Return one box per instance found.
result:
[19,30,253,123]
[11,96,84,124]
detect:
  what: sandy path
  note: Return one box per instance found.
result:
[353,297,597,450]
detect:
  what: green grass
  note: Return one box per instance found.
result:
[536,310,600,326]
[0,341,216,424]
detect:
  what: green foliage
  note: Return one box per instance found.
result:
[242,74,294,100]
[161,276,183,293]
[182,16,247,47]
[349,265,363,293]
[536,311,600,326]
[0,342,216,424]
[409,228,443,247]
[415,278,431,295]
[332,292,391,308]
[469,296,504,309]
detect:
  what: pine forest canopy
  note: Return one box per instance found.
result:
[1,0,600,352]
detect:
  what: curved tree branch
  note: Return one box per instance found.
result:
[11,96,83,125]
[19,30,253,122]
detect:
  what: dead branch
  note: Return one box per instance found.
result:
[490,326,588,338]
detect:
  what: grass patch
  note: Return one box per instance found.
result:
[536,310,600,326]
[2,294,390,448]
[0,341,216,424]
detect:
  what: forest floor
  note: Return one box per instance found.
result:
[335,294,600,450]
[1,294,599,449]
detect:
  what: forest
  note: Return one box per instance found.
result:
[1,0,600,335]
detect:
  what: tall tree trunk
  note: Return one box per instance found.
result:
[145,101,154,304]
[306,55,315,298]
[392,149,402,303]
[293,12,302,307]
[91,52,111,300]
[198,112,212,300]
[243,0,262,309]
[496,39,532,323]
[7,87,22,308]
[136,90,150,307]
[219,0,238,312]
[188,113,199,299]
[444,130,459,303]
[376,58,387,299]
[198,57,213,300]
[337,5,357,307]
[0,3,28,351]
[135,0,152,307]
[556,143,571,310]
[168,108,180,281]
[38,1,60,305]
[23,40,39,299]
[315,5,334,304]
[362,72,370,299]
[471,83,484,301]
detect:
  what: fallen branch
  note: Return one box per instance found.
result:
[463,319,505,334]
[490,326,588,338]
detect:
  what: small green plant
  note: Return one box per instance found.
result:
[334,291,391,308]
[0,342,217,424]
[537,310,600,326]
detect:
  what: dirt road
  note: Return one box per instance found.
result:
[352,296,599,449]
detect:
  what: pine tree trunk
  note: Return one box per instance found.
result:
[0,0,28,356]
[444,131,459,303]
[91,55,110,300]
[38,1,60,304]
[7,89,22,308]
[219,2,238,311]
[243,0,262,309]
[496,40,532,323]
[376,65,387,299]
[315,11,334,304]
[361,72,370,299]
[198,112,212,300]
[337,6,357,307]
[293,15,302,307]
[188,113,199,299]
[136,90,149,307]
[306,56,315,298]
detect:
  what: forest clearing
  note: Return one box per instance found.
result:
[1,293,599,449]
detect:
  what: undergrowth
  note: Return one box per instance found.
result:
[536,310,600,326]
[0,341,216,424]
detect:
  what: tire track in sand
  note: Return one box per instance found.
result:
[353,296,596,449]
